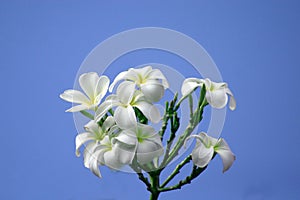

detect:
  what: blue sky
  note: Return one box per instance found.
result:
[1,0,300,199]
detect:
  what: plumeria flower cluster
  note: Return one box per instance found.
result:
[60,66,167,177]
[60,65,237,199]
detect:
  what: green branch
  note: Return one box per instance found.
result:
[164,87,207,166]
[161,154,192,188]
[149,171,161,200]
[159,94,181,169]
[159,165,207,192]
[158,101,170,140]
[80,110,94,120]
[159,153,216,193]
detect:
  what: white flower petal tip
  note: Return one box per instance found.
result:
[188,132,235,172]
[222,154,236,173]
[109,66,169,102]
[181,78,203,97]
[181,78,236,110]
[215,138,236,173]
[60,73,110,112]
[89,151,103,178]
[226,88,236,111]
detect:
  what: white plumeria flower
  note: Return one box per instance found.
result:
[60,72,110,112]
[181,78,236,110]
[115,123,164,165]
[185,132,235,173]
[75,117,116,173]
[89,135,136,177]
[95,81,161,129]
[109,66,169,102]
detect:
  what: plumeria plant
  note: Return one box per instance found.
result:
[60,66,236,200]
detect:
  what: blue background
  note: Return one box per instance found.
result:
[1,0,300,199]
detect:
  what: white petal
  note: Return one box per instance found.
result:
[99,135,111,145]
[127,69,140,81]
[90,159,101,178]
[215,138,236,173]
[199,132,218,146]
[94,75,110,104]
[116,81,135,105]
[184,132,214,148]
[115,131,137,146]
[192,142,214,168]
[206,79,227,90]
[141,82,165,102]
[60,89,90,104]
[229,96,236,111]
[106,94,119,101]
[181,78,203,96]
[83,142,98,168]
[65,104,89,112]
[75,132,94,157]
[109,71,128,92]
[136,123,156,136]
[102,116,115,132]
[89,148,104,178]
[151,134,164,146]
[84,120,99,134]
[137,142,163,164]
[226,88,236,111]
[205,89,228,109]
[102,147,125,169]
[113,142,136,165]
[79,72,99,99]
[184,135,195,148]
[134,66,153,78]
[146,68,169,88]
[203,78,212,90]
[94,99,118,122]
[109,70,138,92]
[135,101,161,123]
[136,136,164,164]
[114,106,137,129]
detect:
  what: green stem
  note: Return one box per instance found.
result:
[159,165,207,192]
[164,89,207,166]
[149,171,160,200]
[158,101,170,140]
[174,95,187,111]
[159,153,216,193]
[159,111,180,169]
[163,123,195,166]
[149,191,160,200]
[161,155,192,188]
[80,110,94,120]
[188,94,193,118]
